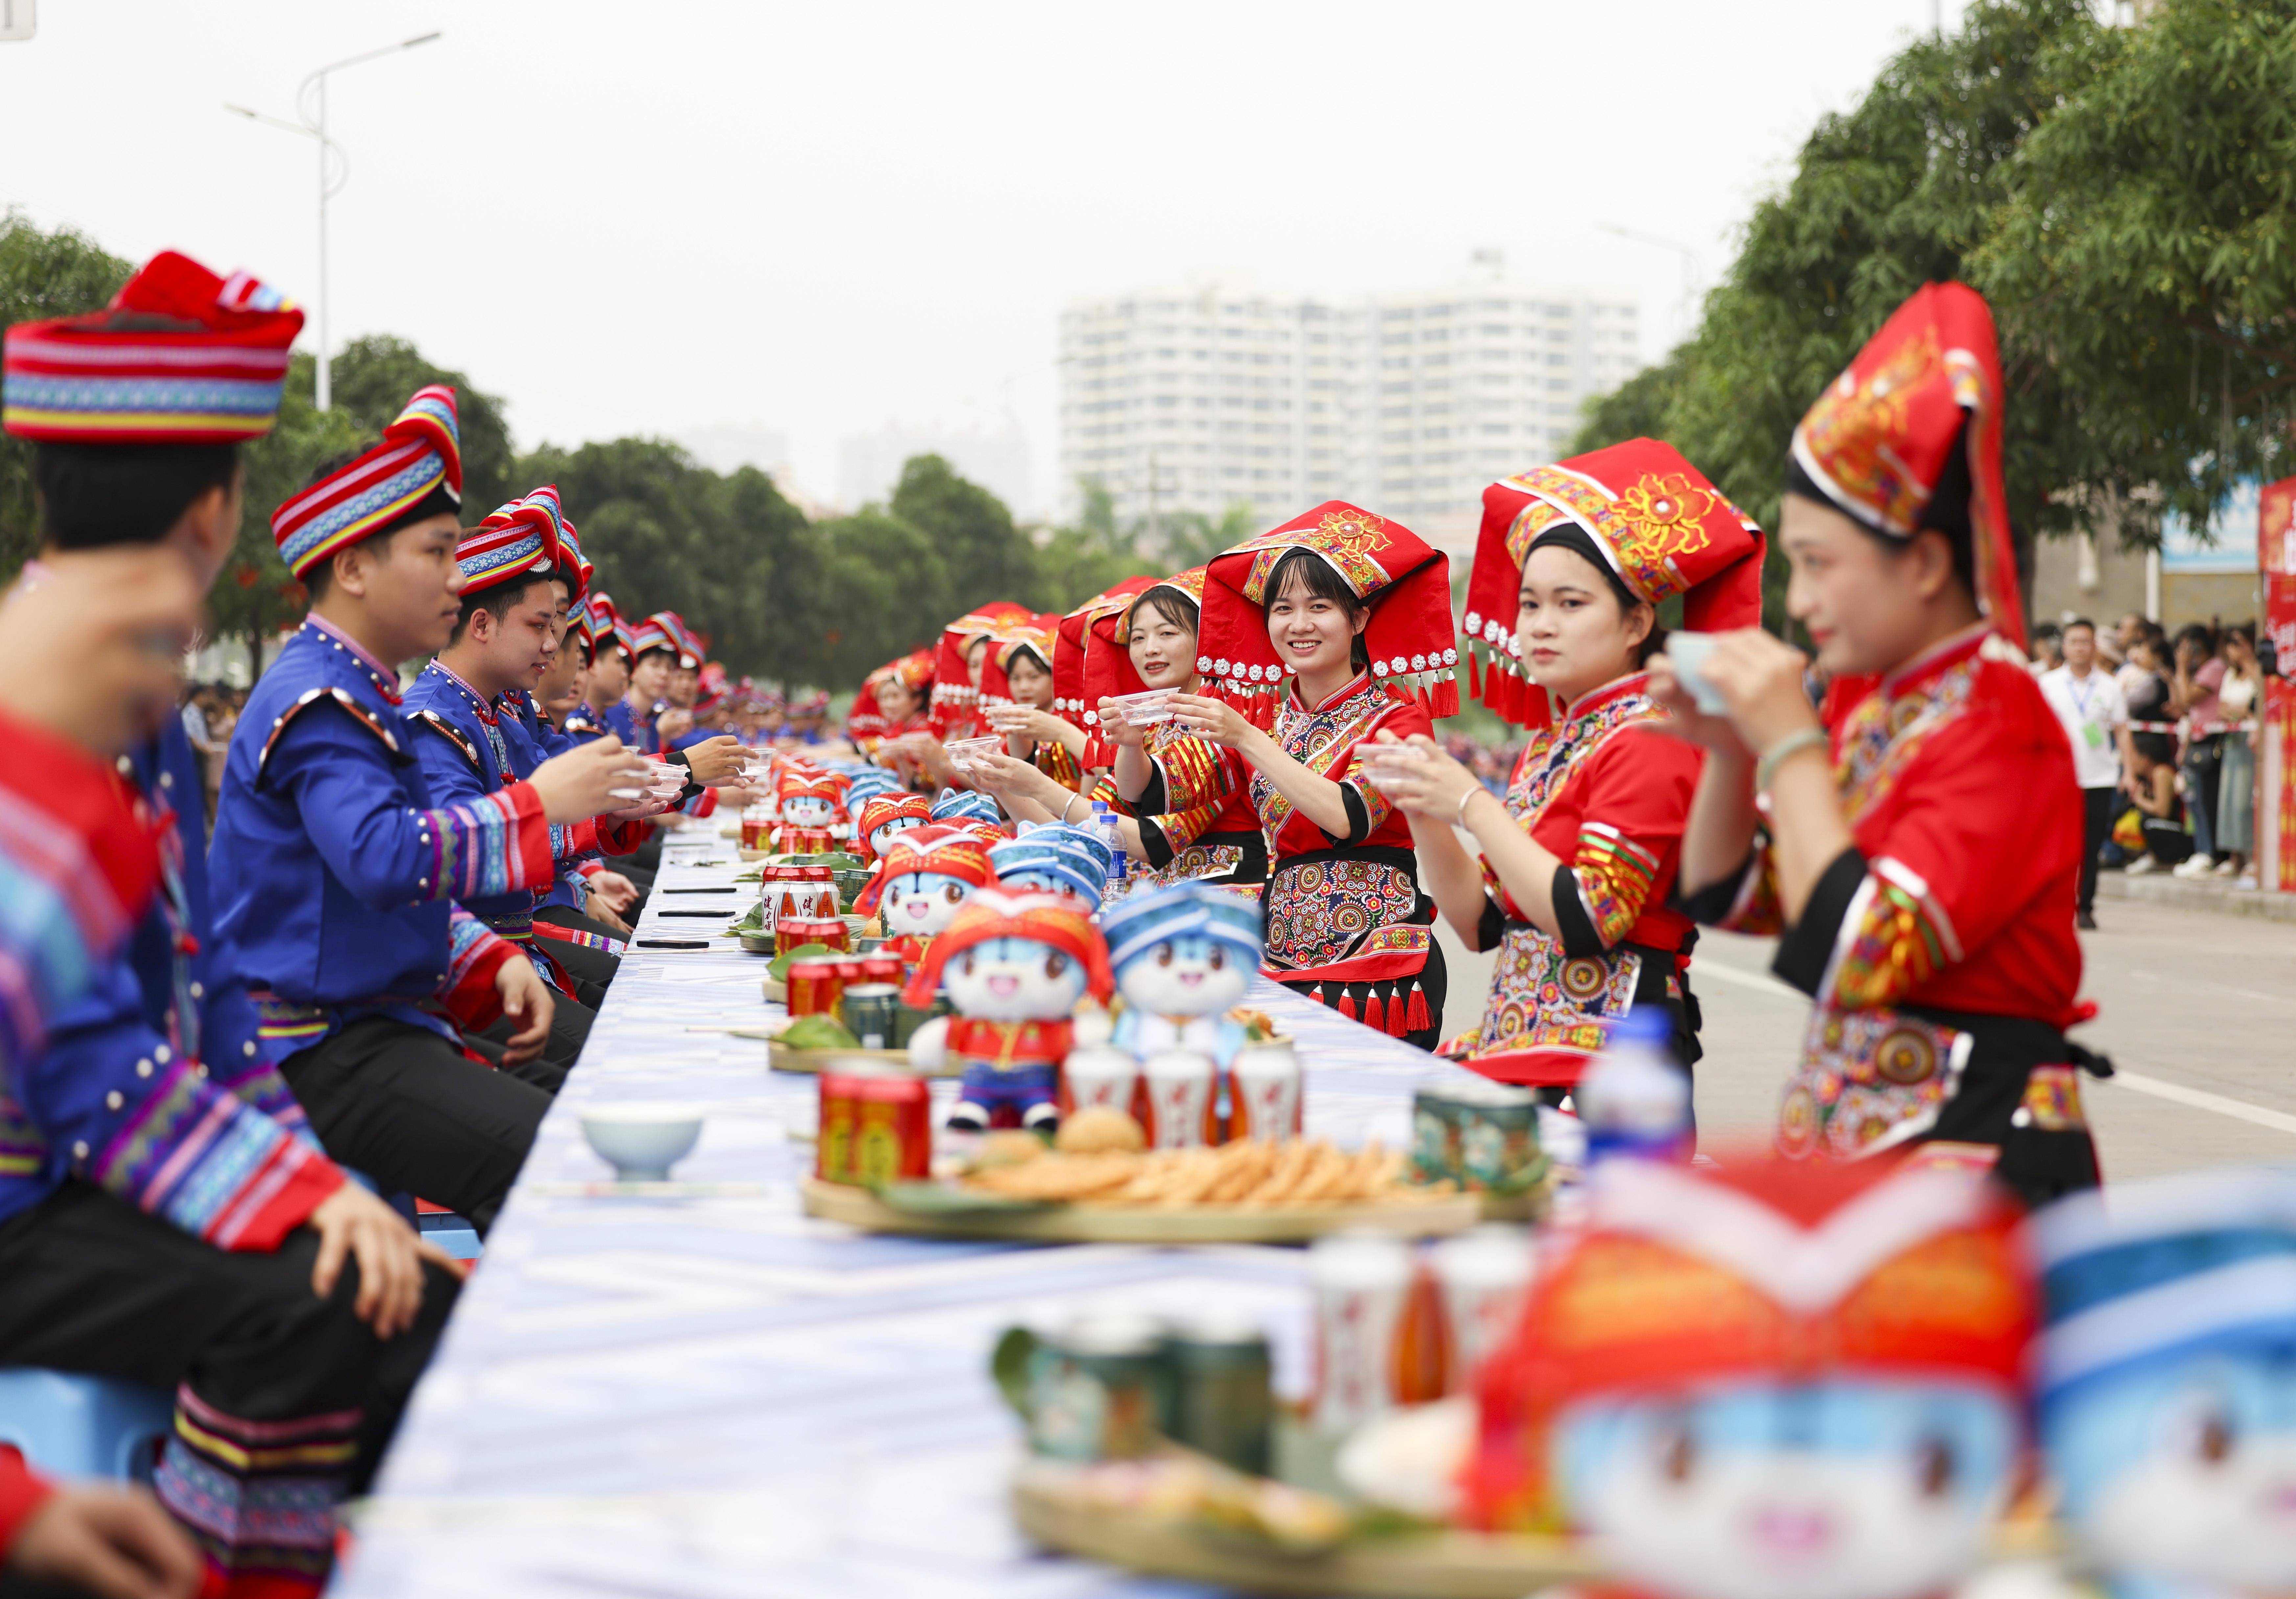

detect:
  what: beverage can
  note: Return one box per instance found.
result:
[798,915,851,953]
[1229,1038,1303,1143]
[816,1061,931,1186]
[786,954,848,1017]
[1141,1049,1217,1149]
[856,954,905,986]
[1163,1315,1273,1474]
[1411,1076,1543,1193]
[839,983,902,1051]
[1021,1314,1170,1462]
[1430,1225,1535,1393]
[1060,1045,1140,1118]
[1307,1231,1412,1432]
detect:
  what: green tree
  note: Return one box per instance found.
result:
[887,454,1045,610]
[0,211,130,577]
[1974,0,2296,541]
[328,335,516,517]
[811,507,948,685]
[516,436,822,684]
[1570,0,2107,626]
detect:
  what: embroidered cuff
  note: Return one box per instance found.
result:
[1772,845,1869,998]
[226,1143,346,1253]
[1138,815,1177,870]
[1325,781,1373,848]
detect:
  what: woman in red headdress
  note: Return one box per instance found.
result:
[981,614,1090,790]
[1162,505,1460,1046]
[1368,443,1765,1091]
[977,570,1271,892]
[1655,282,2102,1207]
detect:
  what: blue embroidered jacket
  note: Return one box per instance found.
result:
[3,714,345,1245]
[208,619,554,1064]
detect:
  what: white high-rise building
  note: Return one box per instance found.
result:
[1056,254,1640,552]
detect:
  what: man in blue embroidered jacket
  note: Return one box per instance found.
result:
[401,489,653,1062]
[209,388,649,1236]
[0,256,478,1595]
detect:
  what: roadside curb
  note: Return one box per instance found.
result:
[2097,870,2296,925]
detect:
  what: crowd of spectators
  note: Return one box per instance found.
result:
[2032,610,2265,923]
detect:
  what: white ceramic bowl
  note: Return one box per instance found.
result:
[579,1103,704,1181]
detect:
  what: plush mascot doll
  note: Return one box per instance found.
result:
[988,824,1112,904]
[1453,1156,2034,1599]
[856,792,934,867]
[2032,1168,2296,1599]
[903,888,1113,1133]
[850,823,996,967]
[770,767,849,855]
[1098,880,1261,1071]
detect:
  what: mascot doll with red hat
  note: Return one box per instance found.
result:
[769,766,849,856]
[851,824,997,968]
[902,889,1114,1133]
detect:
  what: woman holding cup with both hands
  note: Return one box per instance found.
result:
[1365,444,1765,1092]
[974,569,1270,892]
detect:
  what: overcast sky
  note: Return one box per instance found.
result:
[2,0,1975,516]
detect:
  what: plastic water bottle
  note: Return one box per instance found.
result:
[1575,1009,1691,1166]
[1090,799,1128,885]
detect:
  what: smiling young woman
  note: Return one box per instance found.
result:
[1168,504,1461,1047]
[1369,442,1765,1096]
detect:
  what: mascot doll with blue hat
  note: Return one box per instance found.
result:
[1099,881,1264,1071]
[850,823,996,967]
[990,824,1113,903]
[904,889,1114,1132]
[2031,1168,2296,1599]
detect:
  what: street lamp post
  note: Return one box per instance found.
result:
[225,30,439,410]
[1597,221,1700,342]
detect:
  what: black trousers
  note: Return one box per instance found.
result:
[281,1016,548,1233]
[0,1183,456,1581]
[2078,784,2116,913]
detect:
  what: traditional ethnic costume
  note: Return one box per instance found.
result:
[1451,442,1765,1086]
[211,386,563,1236]
[1681,283,2103,1208]
[851,648,934,755]
[928,601,1035,742]
[991,614,1085,789]
[1054,576,1157,730]
[403,491,644,1048]
[2,258,458,1595]
[1082,568,1268,894]
[1198,504,1458,1046]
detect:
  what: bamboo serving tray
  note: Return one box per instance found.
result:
[800,1175,1483,1243]
[1010,1464,1599,1599]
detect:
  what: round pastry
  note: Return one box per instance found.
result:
[1055,1106,1146,1155]
[974,1130,1047,1169]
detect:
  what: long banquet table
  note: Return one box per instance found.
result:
[336,826,1493,1598]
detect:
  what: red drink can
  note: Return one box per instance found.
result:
[817,1064,931,1186]
[857,955,905,986]
[833,956,868,988]
[774,915,813,957]
[786,954,847,1017]
[799,916,852,953]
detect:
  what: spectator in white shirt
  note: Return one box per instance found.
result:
[2038,618,2135,930]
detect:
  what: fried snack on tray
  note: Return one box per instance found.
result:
[1055,1107,1146,1155]
[961,1137,1454,1210]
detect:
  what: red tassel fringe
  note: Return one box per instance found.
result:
[1406,981,1430,1033]
[1362,990,1385,1033]
[1336,989,1356,1022]
[1386,985,1410,1037]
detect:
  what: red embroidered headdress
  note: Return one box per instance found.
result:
[555,507,594,607]
[630,611,697,669]
[1462,1155,2034,1532]
[458,485,566,596]
[1056,577,1160,728]
[1791,282,2024,650]
[1196,503,1458,726]
[851,823,999,917]
[986,613,1061,704]
[1084,568,1208,723]
[774,765,845,808]
[1466,440,1766,728]
[272,385,460,579]
[584,593,627,662]
[4,250,303,445]
[929,601,1037,735]
[900,888,1115,1010]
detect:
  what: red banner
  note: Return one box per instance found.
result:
[2260,483,2296,891]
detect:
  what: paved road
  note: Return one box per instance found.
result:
[1433,893,2296,1180]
